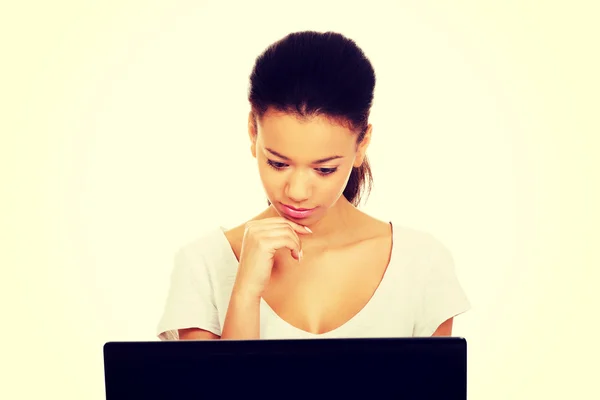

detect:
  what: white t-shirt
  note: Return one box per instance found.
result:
[157,223,471,340]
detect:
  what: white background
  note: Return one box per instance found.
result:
[1,1,598,399]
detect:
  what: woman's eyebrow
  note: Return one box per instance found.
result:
[265,148,344,164]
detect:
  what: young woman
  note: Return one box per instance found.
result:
[157,31,470,340]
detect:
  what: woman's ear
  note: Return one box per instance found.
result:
[353,124,373,167]
[248,112,257,158]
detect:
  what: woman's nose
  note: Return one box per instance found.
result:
[285,171,311,203]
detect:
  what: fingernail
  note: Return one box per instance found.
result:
[298,250,303,261]
[304,226,313,233]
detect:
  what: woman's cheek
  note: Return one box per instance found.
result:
[258,164,281,195]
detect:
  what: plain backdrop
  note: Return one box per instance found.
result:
[1,1,598,399]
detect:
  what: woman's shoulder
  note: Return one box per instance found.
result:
[354,211,440,247]
[353,211,452,264]
[177,212,266,261]
[391,223,448,250]
[223,223,245,262]
[175,226,236,266]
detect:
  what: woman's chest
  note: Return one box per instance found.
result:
[261,238,395,335]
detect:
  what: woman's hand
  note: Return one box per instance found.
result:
[233,217,312,298]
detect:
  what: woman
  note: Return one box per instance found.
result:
[157,31,470,340]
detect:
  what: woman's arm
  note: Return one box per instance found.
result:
[431,317,454,336]
[177,291,261,340]
[178,328,220,340]
[220,290,262,340]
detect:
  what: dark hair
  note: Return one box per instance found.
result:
[248,31,376,207]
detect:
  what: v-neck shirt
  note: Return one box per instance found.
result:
[157,222,470,340]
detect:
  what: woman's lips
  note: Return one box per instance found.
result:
[280,203,317,219]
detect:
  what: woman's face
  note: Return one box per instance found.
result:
[249,108,370,225]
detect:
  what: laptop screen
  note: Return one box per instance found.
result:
[104,337,467,399]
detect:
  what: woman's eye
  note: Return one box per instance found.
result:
[267,160,288,169]
[316,168,337,176]
[267,159,337,176]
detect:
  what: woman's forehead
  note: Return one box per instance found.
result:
[258,113,356,162]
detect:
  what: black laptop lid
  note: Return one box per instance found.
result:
[104,337,467,399]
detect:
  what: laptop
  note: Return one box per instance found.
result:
[104,337,467,399]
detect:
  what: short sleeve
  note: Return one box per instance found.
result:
[156,245,221,340]
[412,241,471,337]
